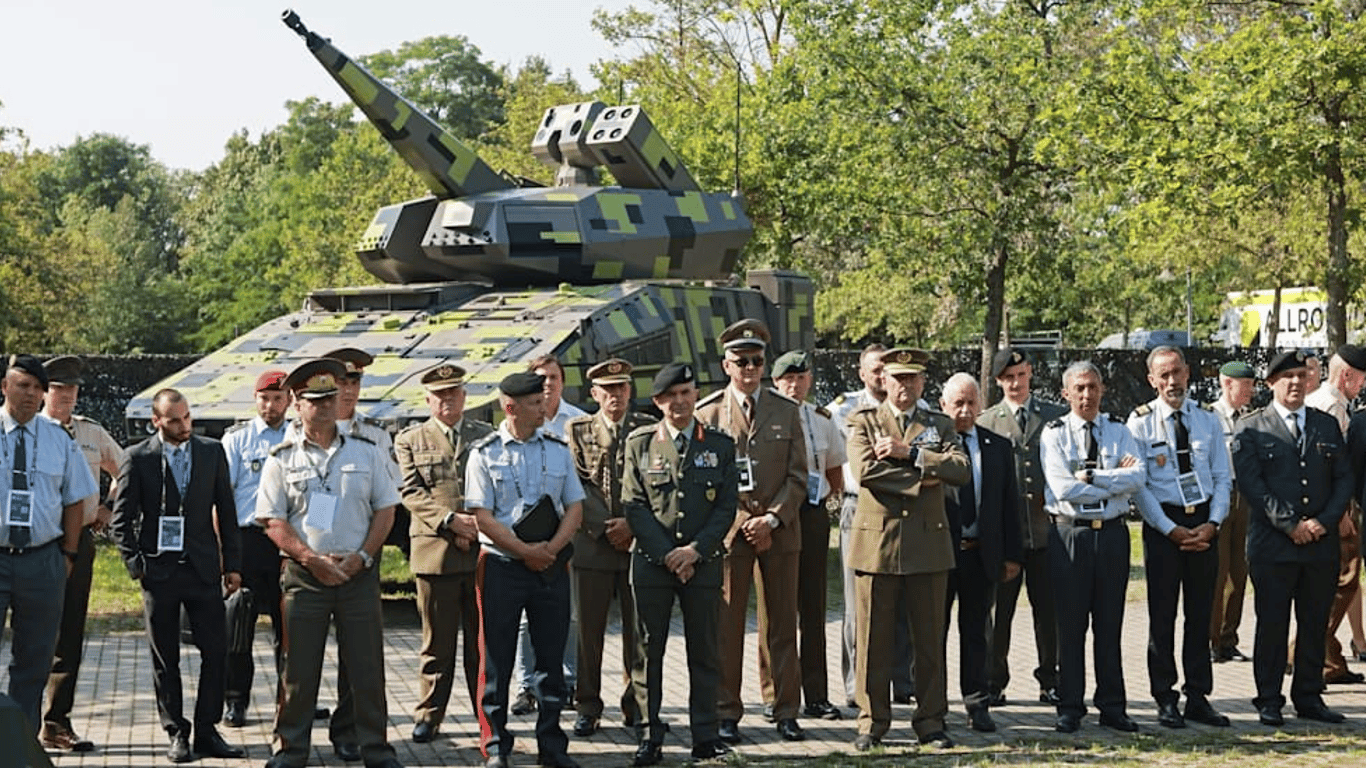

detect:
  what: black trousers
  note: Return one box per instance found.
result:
[946,547,996,706]
[142,562,227,736]
[989,546,1058,695]
[1249,555,1336,710]
[225,526,283,707]
[43,526,95,733]
[1049,519,1129,720]
[1142,517,1217,706]
[632,576,721,745]
[477,554,570,759]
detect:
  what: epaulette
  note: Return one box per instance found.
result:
[72,413,92,423]
[815,405,832,419]
[542,431,567,445]
[269,440,295,456]
[1132,403,1152,418]
[851,403,878,416]
[223,421,250,435]
[626,423,656,441]
[566,414,594,429]
[767,387,799,405]
[358,415,384,427]
[833,393,848,405]
[696,389,725,407]
[396,421,423,436]
[1045,418,1064,429]
[346,433,376,446]
[1108,413,1125,424]
[470,432,500,450]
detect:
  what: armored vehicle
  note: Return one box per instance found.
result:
[124,11,814,439]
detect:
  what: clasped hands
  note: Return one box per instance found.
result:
[1166,522,1217,552]
[664,544,700,583]
[446,510,479,551]
[303,551,367,586]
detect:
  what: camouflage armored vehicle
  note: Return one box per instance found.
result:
[124,11,814,438]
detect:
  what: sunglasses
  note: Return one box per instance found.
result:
[727,355,765,369]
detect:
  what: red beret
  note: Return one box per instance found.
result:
[255,369,288,392]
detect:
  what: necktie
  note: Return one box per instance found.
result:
[741,395,754,432]
[1288,412,1302,451]
[1085,422,1099,468]
[1173,410,1192,473]
[171,445,190,497]
[9,427,29,547]
[1016,407,1028,435]
[900,413,911,435]
[959,432,977,530]
[674,430,688,456]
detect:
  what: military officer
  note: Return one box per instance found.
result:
[622,362,736,767]
[1127,347,1232,729]
[978,347,1066,707]
[696,319,809,743]
[1042,361,1145,734]
[846,347,968,751]
[566,358,656,737]
[39,355,122,753]
[1235,350,1352,726]
[1208,361,1256,663]
[396,364,493,743]
[466,371,585,768]
[257,359,404,768]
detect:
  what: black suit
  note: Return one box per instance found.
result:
[945,426,1023,704]
[113,434,241,737]
[1234,405,1350,712]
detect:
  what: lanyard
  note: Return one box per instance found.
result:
[301,438,339,493]
[507,436,546,502]
[798,403,821,474]
[1,421,37,478]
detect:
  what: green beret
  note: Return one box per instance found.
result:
[1218,361,1255,380]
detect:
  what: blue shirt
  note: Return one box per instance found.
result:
[0,409,98,547]
[1127,397,1232,534]
[1041,411,1146,521]
[222,417,288,527]
[465,423,585,559]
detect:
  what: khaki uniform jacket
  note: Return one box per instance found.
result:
[397,417,494,576]
[978,396,1068,550]
[695,387,808,555]
[845,402,969,575]
[568,409,659,571]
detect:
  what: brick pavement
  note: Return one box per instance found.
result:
[5,588,1366,767]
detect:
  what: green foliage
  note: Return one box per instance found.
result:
[359,35,505,141]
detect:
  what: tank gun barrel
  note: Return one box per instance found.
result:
[280,9,512,199]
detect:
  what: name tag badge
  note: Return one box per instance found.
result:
[158,515,185,552]
[5,489,32,528]
[305,491,338,531]
[737,457,756,493]
[1078,501,1106,516]
[807,470,822,505]
[1177,471,1206,508]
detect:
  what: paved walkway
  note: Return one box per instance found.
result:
[5,587,1366,766]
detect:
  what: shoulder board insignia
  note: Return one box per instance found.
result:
[1107,413,1125,424]
[397,422,422,435]
[358,415,383,427]
[696,389,724,406]
[625,424,656,441]
[851,404,878,416]
[269,440,295,456]
[72,413,91,423]
[348,433,376,446]
[834,394,848,405]
[567,414,594,429]
[767,387,799,405]
[815,405,831,419]
[1133,404,1152,417]
[470,432,500,450]
[542,431,567,444]
[1045,418,1064,429]
[224,421,250,435]
[1202,401,1217,412]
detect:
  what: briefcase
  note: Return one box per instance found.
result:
[513,495,573,582]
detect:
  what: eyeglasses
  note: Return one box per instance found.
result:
[727,355,765,369]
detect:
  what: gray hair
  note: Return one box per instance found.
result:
[940,372,981,402]
[1145,345,1186,370]
[1062,361,1103,388]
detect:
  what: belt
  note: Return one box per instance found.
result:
[0,538,57,556]
[959,537,980,551]
[1160,501,1210,517]
[844,492,859,499]
[1052,515,1121,530]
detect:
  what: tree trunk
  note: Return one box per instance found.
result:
[1325,140,1348,350]
[981,241,1008,403]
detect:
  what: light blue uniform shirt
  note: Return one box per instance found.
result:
[1127,397,1232,535]
[222,417,288,527]
[0,410,97,547]
[1041,411,1145,521]
[465,423,585,559]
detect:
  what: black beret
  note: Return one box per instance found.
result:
[651,362,695,397]
[7,354,48,389]
[1266,349,1309,379]
[43,355,85,386]
[499,372,545,398]
[1338,344,1366,373]
[771,350,810,379]
[991,347,1028,378]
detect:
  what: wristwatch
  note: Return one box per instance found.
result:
[356,549,375,570]
[765,514,781,530]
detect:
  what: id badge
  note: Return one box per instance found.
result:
[158,515,185,552]
[305,491,338,531]
[5,489,32,527]
[1077,501,1106,516]
[737,457,756,493]
[807,470,822,505]
[1177,471,1206,508]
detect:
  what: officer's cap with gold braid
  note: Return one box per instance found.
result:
[718,319,770,351]
[991,347,1028,378]
[587,358,633,385]
[421,364,467,392]
[1265,349,1308,380]
[284,359,346,400]
[880,347,929,376]
[323,347,374,379]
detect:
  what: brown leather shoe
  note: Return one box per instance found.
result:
[41,728,95,752]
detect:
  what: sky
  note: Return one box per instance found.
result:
[0,0,635,171]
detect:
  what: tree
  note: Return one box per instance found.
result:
[360,35,505,141]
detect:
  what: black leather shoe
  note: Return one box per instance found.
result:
[1184,700,1230,727]
[573,714,599,737]
[691,740,732,760]
[893,692,914,705]
[918,730,954,748]
[194,726,245,758]
[368,758,405,768]
[967,705,996,732]
[1325,670,1366,685]
[412,721,437,743]
[803,700,843,719]
[512,689,538,715]
[314,706,331,720]
[167,733,193,763]
[632,741,662,767]
[1038,688,1061,705]
[1297,703,1346,723]
[264,755,298,768]
[717,719,741,744]
[853,734,880,751]
[1257,705,1284,726]
[41,728,95,752]
[1055,714,1081,733]
[988,690,1007,707]
[224,701,246,727]
[1225,647,1249,662]
[1157,701,1186,729]
[1099,712,1139,732]
[761,703,776,722]
[334,741,362,762]
[536,752,581,768]
[776,718,805,741]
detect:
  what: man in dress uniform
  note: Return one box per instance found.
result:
[695,318,809,743]
[566,358,656,737]
[221,369,290,728]
[256,359,404,768]
[39,355,122,752]
[1234,350,1352,726]
[1041,361,1145,734]
[396,364,493,744]
[978,347,1066,707]
[0,355,95,734]
[466,371,585,768]
[1127,347,1232,729]
[622,362,737,767]
[846,347,968,751]
[1208,361,1256,663]
[1303,344,1366,684]
[940,373,1021,733]
[760,350,846,721]
[112,389,244,762]
[825,344,914,707]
